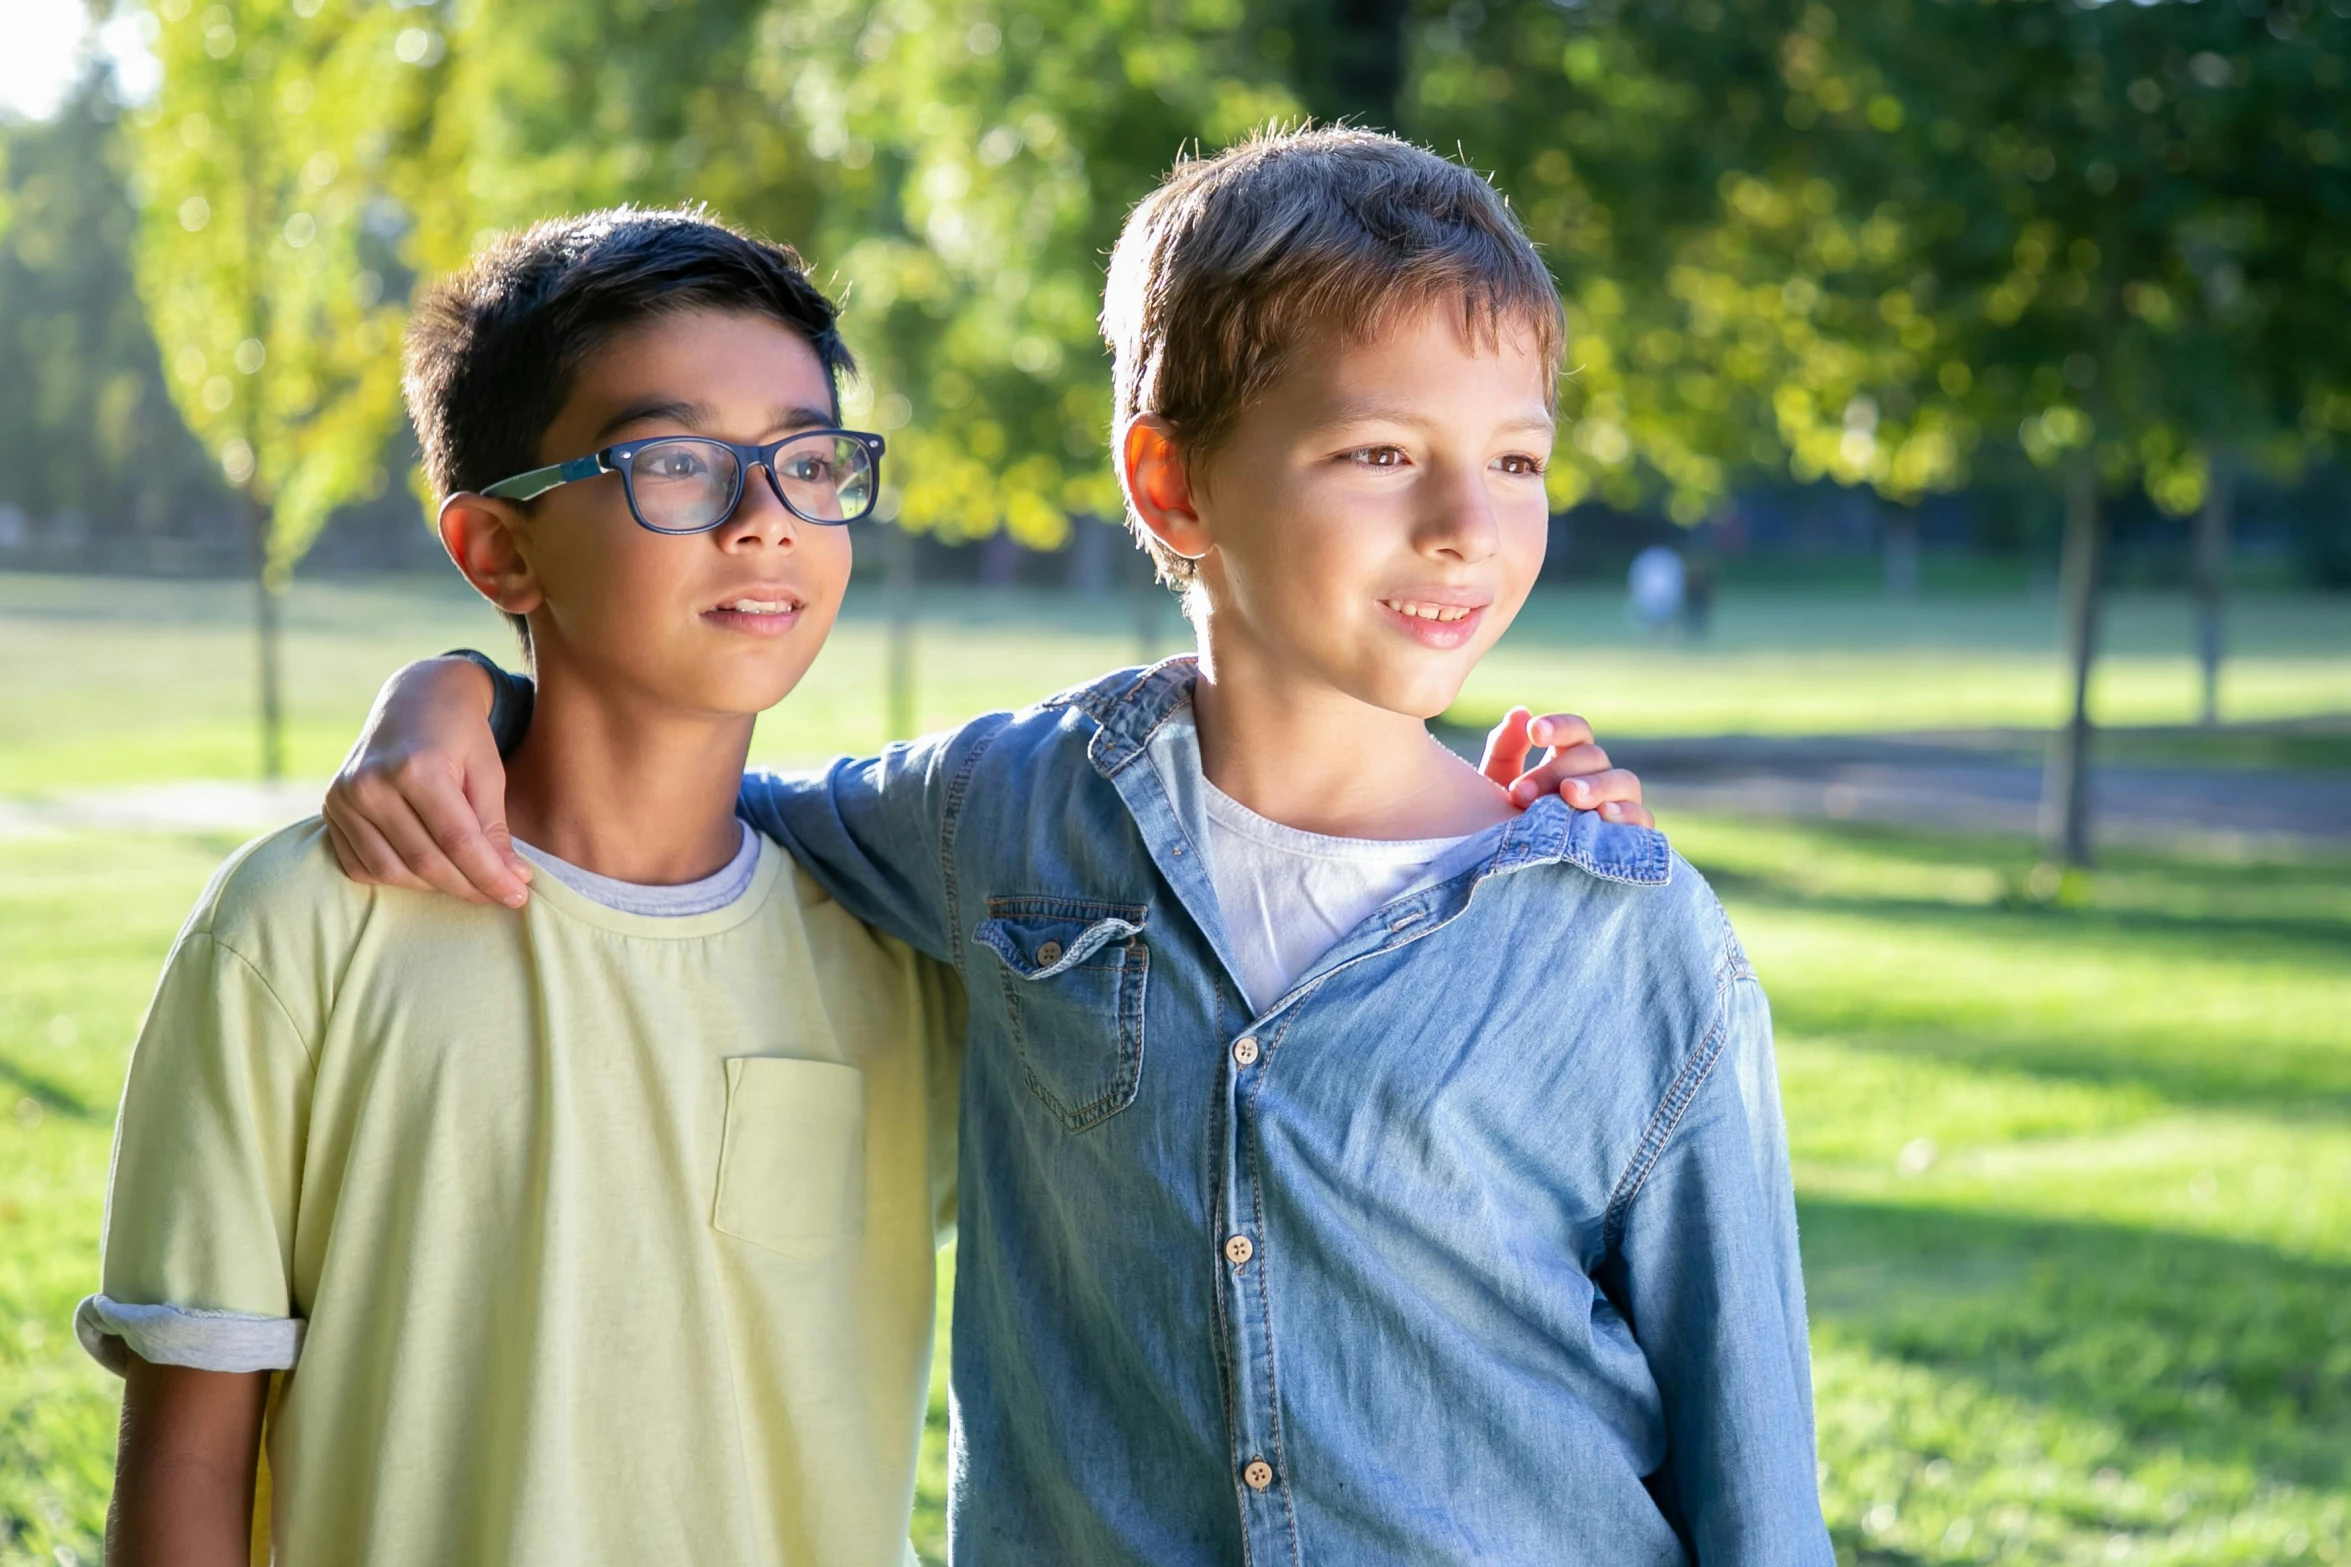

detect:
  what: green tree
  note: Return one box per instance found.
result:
[1428,0,2349,865]
[130,0,428,777]
[0,63,227,552]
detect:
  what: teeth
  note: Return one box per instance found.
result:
[721,598,797,614]
[1385,600,1472,623]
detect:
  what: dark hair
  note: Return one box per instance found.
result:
[403,206,853,652]
[1103,126,1564,586]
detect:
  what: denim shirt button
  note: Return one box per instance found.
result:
[1034,939,1064,966]
[1242,1458,1275,1492]
[1231,1035,1260,1067]
[1224,1234,1254,1267]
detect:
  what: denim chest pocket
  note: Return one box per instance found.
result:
[975,898,1148,1133]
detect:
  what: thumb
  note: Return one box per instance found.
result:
[1477,706,1535,789]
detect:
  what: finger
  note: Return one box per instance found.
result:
[326,803,441,893]
[322,816,368,882]
[358,779,502,905]
[442,759,530,906]
[1557,767,1644,812]
[1477,707,1535,790]
[1597,798,1656,829]
[1509,742,1611,807]
[1523,712,1594,753]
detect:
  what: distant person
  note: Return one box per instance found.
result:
[81,212,970,1565]
[329,128,1824,1561]
[1684,529,1717,640]
[1630,541,1687,633]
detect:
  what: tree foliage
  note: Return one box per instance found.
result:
[0,68,225,545]
[1429,0,2351,519]
[130,0,427,582]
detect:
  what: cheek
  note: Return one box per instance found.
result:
[803,525,855,602]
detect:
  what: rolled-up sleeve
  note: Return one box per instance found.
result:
[80,934,313,1376]
[1612,975,1829,1564]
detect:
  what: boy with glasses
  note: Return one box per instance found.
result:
[81,209,963,1565]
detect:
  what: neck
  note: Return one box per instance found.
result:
[1188,613,1512,840]
[504,659,754,886]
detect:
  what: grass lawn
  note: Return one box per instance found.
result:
[3,819,2342,1565]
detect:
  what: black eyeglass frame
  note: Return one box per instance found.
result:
[478,429,887,533]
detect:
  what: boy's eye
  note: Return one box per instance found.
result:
[639,445,716,480]
[1495,454,1547,476]
[1345,445,1407,468]
[779,454,838,484]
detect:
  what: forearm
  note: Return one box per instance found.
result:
[109,1358,269,1567]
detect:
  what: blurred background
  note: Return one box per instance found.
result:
[1,0,2346,1561]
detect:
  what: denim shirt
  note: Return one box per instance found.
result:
[739,660,1829,1566]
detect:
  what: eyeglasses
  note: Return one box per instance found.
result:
[480,429,886,532]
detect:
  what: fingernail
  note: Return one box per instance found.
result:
[1569,779,1590,798]
[504,889,528,908]
[1510,780,1535,805]
[1529,720,1549,744]
[1601,803,1620,819]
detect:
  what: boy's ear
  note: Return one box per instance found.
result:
[1120,416,1212,564]
[438,494,545,619]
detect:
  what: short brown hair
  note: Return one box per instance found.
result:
[1102,126,1565,585]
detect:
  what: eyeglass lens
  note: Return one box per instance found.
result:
[628,435,875,531]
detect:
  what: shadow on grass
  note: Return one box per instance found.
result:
[1801,1195,2351,1493]
[0,1052,100,1122]
[1684,825,2351,1116]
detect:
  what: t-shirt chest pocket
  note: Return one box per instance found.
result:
[975,898,1148,1133]
[711,1057,866,1260]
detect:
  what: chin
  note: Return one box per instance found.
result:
[1344,660,1473,723]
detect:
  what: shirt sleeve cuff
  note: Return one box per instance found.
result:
[75,1295,303,1376]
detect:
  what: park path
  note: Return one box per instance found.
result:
[0,779,328,837]
[1606,732,2351,851]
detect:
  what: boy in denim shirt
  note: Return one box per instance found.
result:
[333,129,1824,1563]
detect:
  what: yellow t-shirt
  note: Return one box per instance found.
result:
[81,820,961,1567]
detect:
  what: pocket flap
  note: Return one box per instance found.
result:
[977,912,1144,980]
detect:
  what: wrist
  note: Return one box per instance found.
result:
[439,649,534,759]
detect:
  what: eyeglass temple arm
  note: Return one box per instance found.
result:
[481,454,606,503]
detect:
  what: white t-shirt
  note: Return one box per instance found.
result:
[1198,776,1495,1014]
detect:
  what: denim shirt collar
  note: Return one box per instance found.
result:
[1062,657,1673,1023]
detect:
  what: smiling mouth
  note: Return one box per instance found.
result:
[712,596,804,615]
[1380,598,1479,623]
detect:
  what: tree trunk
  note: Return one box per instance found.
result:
[2039,454,2105,869]
[248,497,285,782]
[885,520,918,741]
[2194,449,2232,727]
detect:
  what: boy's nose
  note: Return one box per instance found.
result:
[720,466,801,548]
[1416,465,1501,564]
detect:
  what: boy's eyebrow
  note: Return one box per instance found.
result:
[591,399,837,445]
[1308,400,1556,436]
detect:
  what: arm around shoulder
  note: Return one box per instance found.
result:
[737,716,1009,965]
